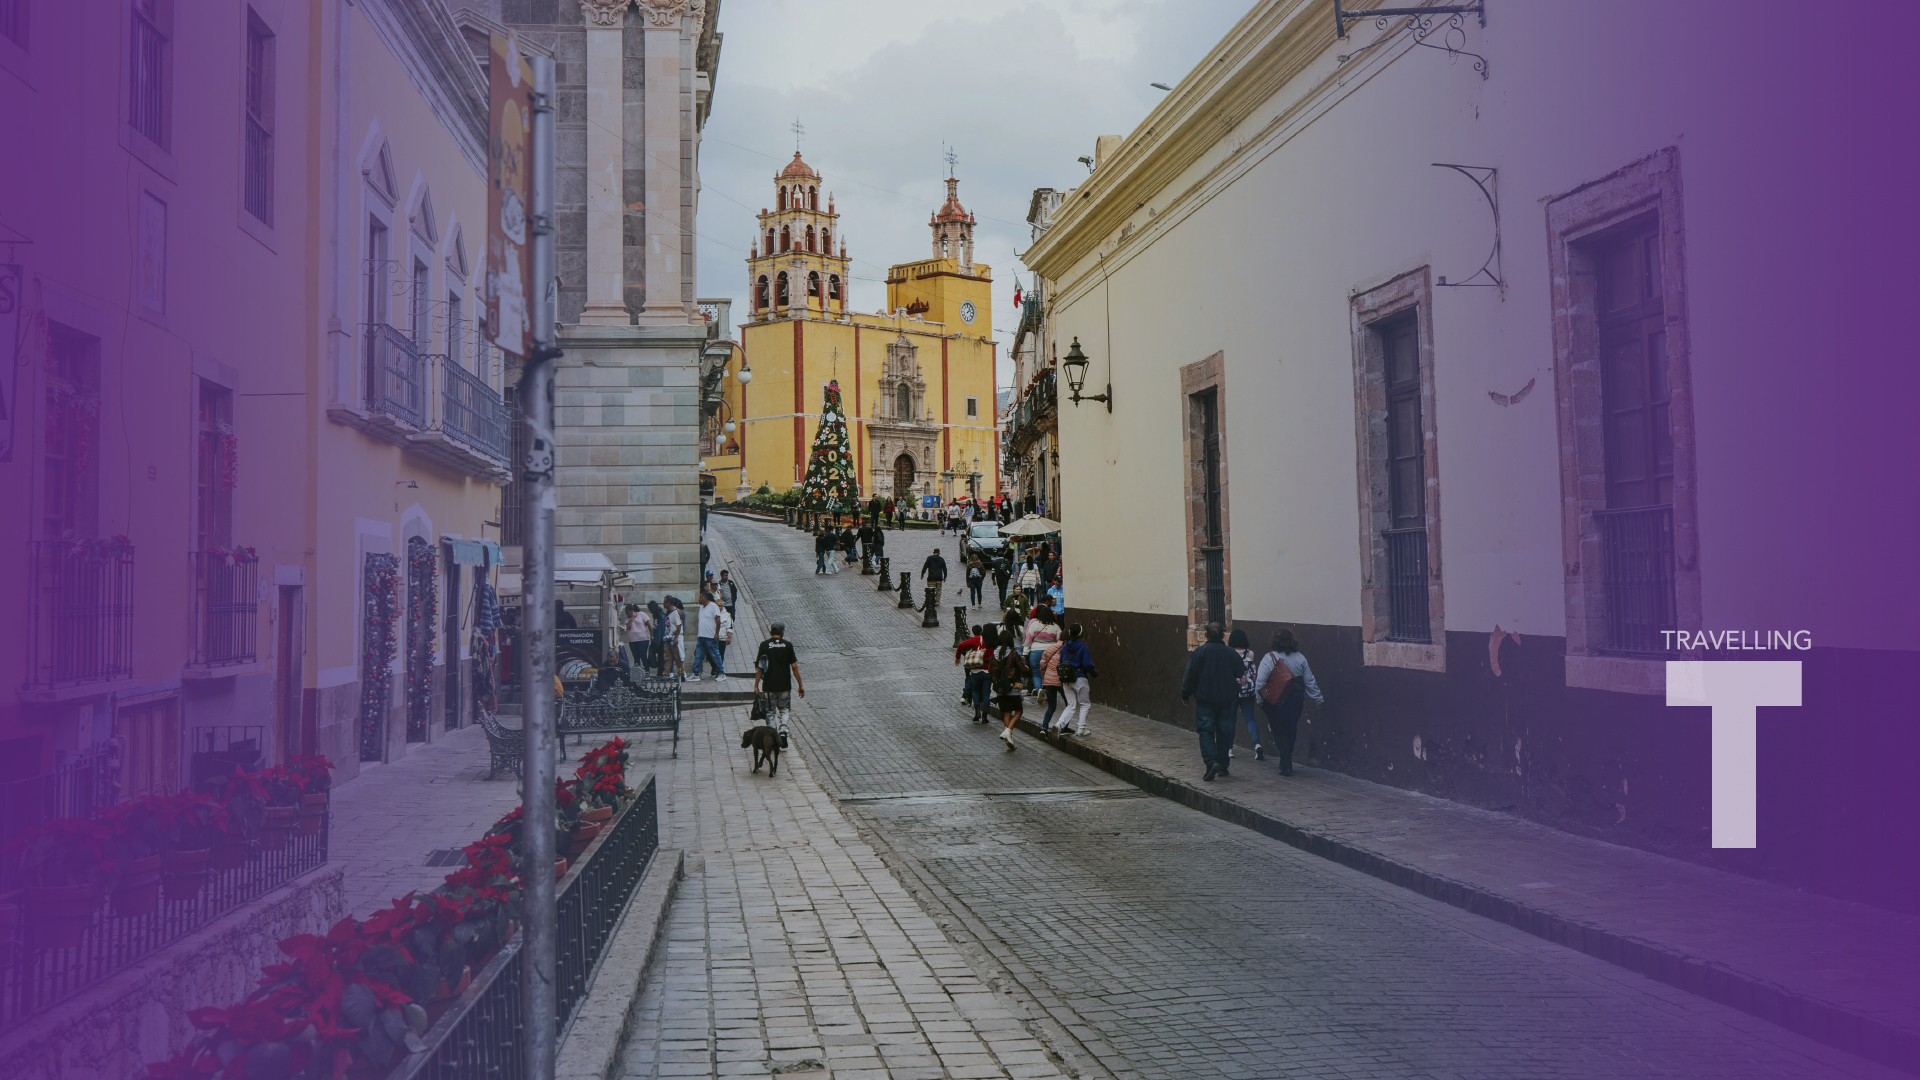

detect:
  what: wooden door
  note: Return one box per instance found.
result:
[115,697,180,800]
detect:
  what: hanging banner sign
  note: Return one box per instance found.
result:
[486,33,535,358]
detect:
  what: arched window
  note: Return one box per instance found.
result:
[780,226,790,252]
[820,228,830,252]
[805,226,816,253]
[828,275,841,304]
[941,236,950,257]
[755,275,769,310]
[896,384,912,420]
[775,272,789,306]
[808,186,818,210]
[778,188,787,211]
[766,229,775,255]
[807,271,821,299]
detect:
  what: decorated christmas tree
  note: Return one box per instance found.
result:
[799,380,861,516]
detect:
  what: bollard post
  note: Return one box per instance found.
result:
[898,572,915,608]
[877,557,892,591]
[953,607,968,645]
[861,550,875,575]
[921,586,941,627]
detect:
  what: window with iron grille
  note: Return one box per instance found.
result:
[43,325,100,541]
[1595,222,1676,652]
[1350,270,1444,668]
[411,259,430,347]
[1195,388,1225,629]
[243,11,275,226]
[129,0,170,148]
[0,0,28,49]
[1380,315,1431,643]
[196,383,234,551]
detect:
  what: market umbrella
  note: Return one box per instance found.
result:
[1001,515,1062,537]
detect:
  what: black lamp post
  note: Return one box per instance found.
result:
[1060,337,1110,413]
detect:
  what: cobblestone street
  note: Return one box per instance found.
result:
[618,514,1898,1080]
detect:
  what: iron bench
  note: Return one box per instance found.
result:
[559,677,682,757]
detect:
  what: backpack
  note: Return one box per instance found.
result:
[1259,652,1296,706]
[1235,649,1257,698]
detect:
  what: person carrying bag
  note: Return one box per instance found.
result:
[1254,629,1323,776]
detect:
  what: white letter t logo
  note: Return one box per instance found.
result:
[1666,661,1801,849]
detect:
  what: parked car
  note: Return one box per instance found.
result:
[960,520,1008,561]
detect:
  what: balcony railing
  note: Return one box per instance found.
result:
[366,322,426,428]
[1382,527,1432,643]
[25,540,135,693]
[1006,371,1057,452]
[188,549,260,668]
[437,356,510,461]
[1597,505,1677,654]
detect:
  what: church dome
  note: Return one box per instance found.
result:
[779,153,818,180]
[932,176,973,223]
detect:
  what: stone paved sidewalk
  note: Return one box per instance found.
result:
[615,579,1070,1079]
[716,512,1920,1074]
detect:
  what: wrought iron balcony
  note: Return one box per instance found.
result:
[1596,504,1677,654]
[1004,370,1058,456]
[23,539,135,698]
[366,322,426,428]
[187,549,260,670]
[397,355,512,482]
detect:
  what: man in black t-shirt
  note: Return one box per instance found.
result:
[753,623,804,734]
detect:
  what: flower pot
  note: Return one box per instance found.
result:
[25,884,97,950]
[260,805,298,851]
[579,806,613,825]
[112,854,165,918]
[162,848,212,902]
[554,858,568,880]
[297,793,329,836]
[210,839,248,871]
[566,823,602,856]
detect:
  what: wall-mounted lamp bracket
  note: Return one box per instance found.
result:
[1334,1,1489,80]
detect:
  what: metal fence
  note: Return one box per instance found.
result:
[438,356,510,461]
[0,809,330,1031]
[385,774,659,1080]
[367,322,426,427]
[1382,527,1432,643]
[1597,505,1677,654]
[189,550,260,667]
[25,540,136,691]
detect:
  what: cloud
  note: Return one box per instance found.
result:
[696,0,1252,387]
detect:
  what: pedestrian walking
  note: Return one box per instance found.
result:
[716,570,738,619]
[814,528,833,574]
[965,558,986,607]
[992,555,1011,605]
[1014,556,1041,607]
[647,600,668,676]
[989,629,1030,751]
[1255,629,1323,776]
[1023,607,1059,697]
[839,524,857,568]
[1229,627,1263,760]
[1038,633,1064,733]
[692,590,725,680]
[663,596,688,680]
[1179,622,1242,781]
[1046,574,1064,616]
[867,494,884,529]
[752,622,804,735]
[957,625,992,723]
[920,547,948,604]
[1053,624,1098,737]
[625,603,652,672]
[717,603,735,675]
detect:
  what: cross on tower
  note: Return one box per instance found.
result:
[944,145,958,177]
[791,118,805,152]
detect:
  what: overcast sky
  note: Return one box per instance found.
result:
[694,0,1254,390]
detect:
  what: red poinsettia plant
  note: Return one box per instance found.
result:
[5,816,119,892]
[287,755,335,795]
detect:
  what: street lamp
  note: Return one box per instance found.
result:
[723,420,736,433]
[735,362,753,384]
[1060,337,1111,413]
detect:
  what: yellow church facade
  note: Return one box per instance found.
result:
[703,154,999,508]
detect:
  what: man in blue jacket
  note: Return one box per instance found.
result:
[1180,622,1242,781]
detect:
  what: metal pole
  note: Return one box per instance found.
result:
[520,52,561,1080]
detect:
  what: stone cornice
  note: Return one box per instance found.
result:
[580,0,630,28]
[1024,0,1335,282]
[637,0,693,28]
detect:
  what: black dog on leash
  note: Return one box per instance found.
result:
[740,725,782,777]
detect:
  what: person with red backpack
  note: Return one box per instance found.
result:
[1254,629,1323,776]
